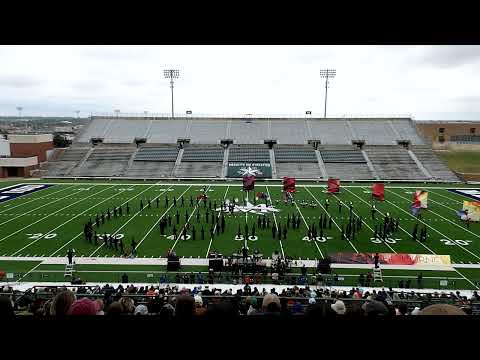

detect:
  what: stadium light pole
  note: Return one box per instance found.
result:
[16,106,23,118]
[164,69,179,119]
[75,110,80,119]
[320,69,336,118]
[114,109,120,118]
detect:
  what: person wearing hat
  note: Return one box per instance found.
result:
[194,295,206,316]
[67,298,97,316]
[262,293,281,315]
[331,300,346,315]
[134,304,149,315]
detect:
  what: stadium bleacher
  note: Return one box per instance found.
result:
[44,117,459,181]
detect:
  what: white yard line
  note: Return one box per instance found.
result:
[428,188,464,205]
[328,190,397,254]
[88,184,177,257]
[291,191,324,259]
[11,186,123,256]
[171,186,209,250]
[0,186,81,227]
[136,185,193,251]
[0,185,105,244]
[387,188,480,241]
[0,185,72,214]
[265,184,284,259]
[205,186,230,257]
[303,187,359,253]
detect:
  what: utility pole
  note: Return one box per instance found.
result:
[320,69,336,118]
[164,69,180,119]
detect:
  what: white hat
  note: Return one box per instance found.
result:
[308,297,316,304]
[194,295,203,306]
[134,304,148,315]
[410,307,421,315]
[331,300,346,315]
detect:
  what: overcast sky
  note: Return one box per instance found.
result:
[0,45,479,120]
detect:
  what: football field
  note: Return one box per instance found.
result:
[1,179,480,289]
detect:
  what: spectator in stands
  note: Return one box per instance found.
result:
[175,295,195,319]
[262,293,281,316]
[50,289,76,316]
[95,299,104,315]
[396,303,409,315]
[330,300,346,315]
[68,298,97,316]
[246,296,259,315]
[420,304,467,315]
[362,299,389,316]
[0,296,14,317]
[194,295,206,316]
[106,301,123,316]
[134,304,149,315]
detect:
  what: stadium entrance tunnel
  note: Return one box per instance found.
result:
[264,139,277,149]
[135,138,147,147]
[352,140,365,149]
[91,138,104,146]
[397,140,411,149]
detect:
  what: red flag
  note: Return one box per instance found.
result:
[372,183,385,201]
[243,176,255,191]
[283,177,296,193]
[327,178,340,194]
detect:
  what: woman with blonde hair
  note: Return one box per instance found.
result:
[119,296,135,314]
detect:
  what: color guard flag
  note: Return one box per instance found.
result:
[327,178,340,194]
[372,183,385,201]
[458,201,480,222]
[413,190,428,209]
[283,177,296,193]
[243,176,255,191]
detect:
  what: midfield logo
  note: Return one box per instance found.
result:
[447,189,480,201]
[216,199,280,215]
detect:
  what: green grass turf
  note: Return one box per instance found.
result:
[437,150,480,174]
[1,180,480,289]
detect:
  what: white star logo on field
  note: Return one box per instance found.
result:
[216,199,279,215]
[238,166,262,176]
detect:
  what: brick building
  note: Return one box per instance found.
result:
[0,134,53,178]
[415,121,480,145]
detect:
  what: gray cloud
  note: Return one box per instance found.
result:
[0,75,42,88]
[416,46,480,68]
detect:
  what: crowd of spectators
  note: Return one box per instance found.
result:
[1,283,479,317]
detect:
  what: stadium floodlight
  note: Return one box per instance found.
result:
[164,69,180,119]
[114,109,120,118]
[16,106,23,118]
[320,69,336,118]
[75,110,80,119]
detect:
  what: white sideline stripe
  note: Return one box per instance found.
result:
[388,189,480,241]
[171,186,210,250]
[0,185,72,215]
[265,184,284,259]
[136,185,193,251]
[292,191,324,258]
[429,188,469,205]
[205,186,230,257]
[304,187,359,253]
[0,185,103,244]
[0,187,80,227]
[11,186,117,256]
[88,183,177,257]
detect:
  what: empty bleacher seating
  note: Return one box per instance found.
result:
[365,146,428,180]
[134,146,179,162]
[319,150,366,163]
[70,146,135,177]
[229,145,270,162]
[411,145,459,181]
[274,145,317,163]
[181,145,224,162]
[450,135,480,144]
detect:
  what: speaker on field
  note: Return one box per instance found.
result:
[167,260,180,271]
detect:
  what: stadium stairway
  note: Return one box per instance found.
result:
[221,147,229,178]
[170,148,184,176]
[315,149,328,179]
[269,148,277,178]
